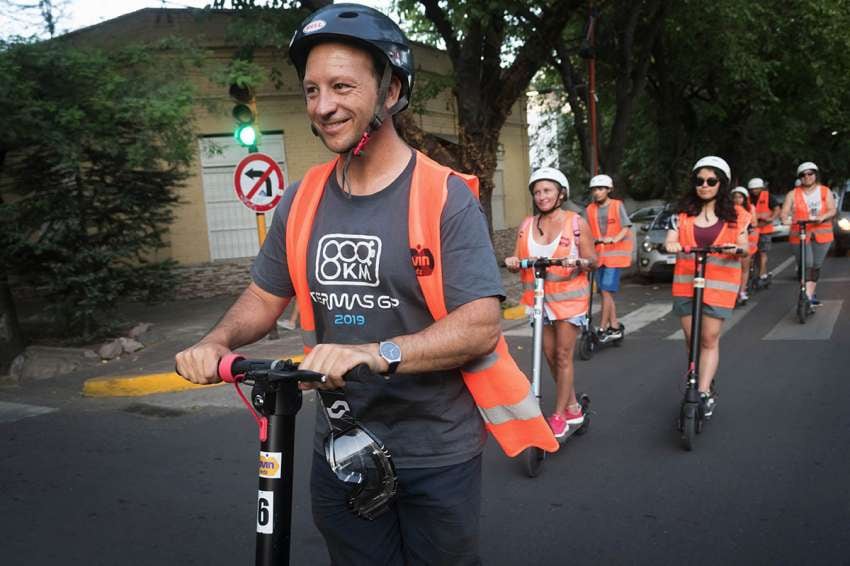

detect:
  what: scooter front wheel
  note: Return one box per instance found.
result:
[524,447,546,478]
[796,291,810,324]
[680,403,697,451]
[578,331,595,360]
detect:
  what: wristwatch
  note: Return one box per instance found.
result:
[378,340,402,375]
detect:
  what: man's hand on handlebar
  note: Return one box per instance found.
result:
[298,343,386,391]
[504,256,521,273]
[666,242,682,254]
[175,341,231,385]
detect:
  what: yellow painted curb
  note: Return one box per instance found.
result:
[82,354,306,398]
[502,305,527,320]
[83,372,222,398]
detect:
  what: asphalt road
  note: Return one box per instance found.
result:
[2,246,849,566]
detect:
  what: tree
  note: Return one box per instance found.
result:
[0,38,200,346]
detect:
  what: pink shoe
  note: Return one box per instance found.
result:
[563,405,584,426]
[547,413,568,438]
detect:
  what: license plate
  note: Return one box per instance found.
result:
[665,255,677,264]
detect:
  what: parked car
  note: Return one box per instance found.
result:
[630,204,666,227]
[770,217,790,240]
[637,206,676,281]
[833,183,850,255]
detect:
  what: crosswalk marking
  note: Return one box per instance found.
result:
[763,300,843,341]
[619,302,672,333]
[665,300,757,340]
[0,401,57,424]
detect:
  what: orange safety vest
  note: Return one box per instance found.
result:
[789,186,834,244]
[743,204,758,256]
[284,150,559,457]
[585,199,634,268]
[755,190,775,235]
[515,213,590,320]
[672,211,746,310]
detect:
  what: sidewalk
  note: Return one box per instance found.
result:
[81,268,529,397]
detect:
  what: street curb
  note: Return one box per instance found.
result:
[81,353,306,398]
[82,372,223,397]
[503,305,526,320]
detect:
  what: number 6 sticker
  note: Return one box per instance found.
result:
[257,490,274,534]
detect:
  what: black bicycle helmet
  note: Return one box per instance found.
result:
[289,3,414,114]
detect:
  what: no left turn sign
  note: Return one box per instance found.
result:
[233,152,285,212]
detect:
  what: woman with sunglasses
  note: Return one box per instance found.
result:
[780,162,836,307]
[665,156,749,416]
[731,186,757,304]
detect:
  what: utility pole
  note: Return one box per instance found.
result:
[582,2,600,175]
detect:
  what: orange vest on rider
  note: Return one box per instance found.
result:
[742,204,758,256]
[285,150,559,458]
[789,186,833,244]
[585,199,634,268]
[755,190,774,235]
[515,212,590,320]
[672,211,746,310]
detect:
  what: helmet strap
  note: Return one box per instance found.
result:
[340,63,397,198]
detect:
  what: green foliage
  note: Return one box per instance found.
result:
[0,38,198,337]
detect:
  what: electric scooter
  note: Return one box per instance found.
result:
[677,245,743,451]
[214,354,373,566]
[519,256,591,477]
[578,241,624,360]
[794,219,818,324]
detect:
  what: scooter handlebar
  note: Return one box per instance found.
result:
[218,354,330,384]
[518,257,588,269]
[682,245,745,255]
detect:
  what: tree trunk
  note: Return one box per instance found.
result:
[0,277,25,374]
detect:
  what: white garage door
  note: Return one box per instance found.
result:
[198,134,288,260]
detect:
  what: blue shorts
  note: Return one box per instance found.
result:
[596,266,621,293]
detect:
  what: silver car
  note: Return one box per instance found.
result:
[637,207,677,281]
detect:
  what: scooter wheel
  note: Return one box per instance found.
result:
[578,333,595,360]
[574,394,591,436]
[524,447,546,478]
[680,404,697,451]
[796,295,809,324]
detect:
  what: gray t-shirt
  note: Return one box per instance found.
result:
[582,200,632,236]
[251,152,505,468]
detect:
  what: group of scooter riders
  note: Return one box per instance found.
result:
[510,156,837,431]
[176,5,839,564]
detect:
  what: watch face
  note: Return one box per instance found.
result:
[380,341,401,362]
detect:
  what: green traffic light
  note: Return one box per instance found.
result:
[236,125,257,147]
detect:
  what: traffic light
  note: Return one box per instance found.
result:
[230,83,259,149]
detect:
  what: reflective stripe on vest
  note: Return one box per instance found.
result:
[789,186,834,244]
[755,191,774,235]
[516,213,590,320]
[671,212,744,309]
[286,151,559,458]
[746,205,758,255]
[586,199,633,268]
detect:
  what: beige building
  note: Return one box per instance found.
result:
[69,8,531,272]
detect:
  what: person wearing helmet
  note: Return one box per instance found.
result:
[505,168,597,437]
[731,186,757,304]
[177,5,514,564]
[581,174,633,341]
[780,162,837,307]
[747,177,780,283]
[665,156,749,417]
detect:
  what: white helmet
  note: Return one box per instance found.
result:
[731,186,749,199]
[692,155,731,181]
[589,174,613,189]
[747,177,765,189]
[796,161,818,176]
[529,167,569,198]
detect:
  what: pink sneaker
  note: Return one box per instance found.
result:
[563,405,584,426]
[547,413,568,438]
